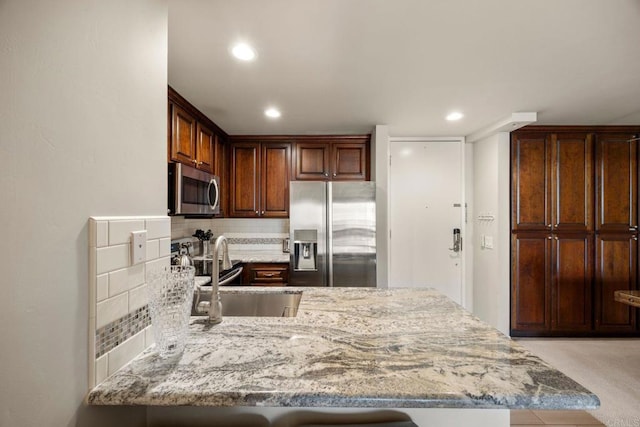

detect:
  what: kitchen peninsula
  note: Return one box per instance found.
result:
[87,288,598,426]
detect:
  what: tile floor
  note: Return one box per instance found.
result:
[511,410,605,426]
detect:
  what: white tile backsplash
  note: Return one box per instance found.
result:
[129,283,149,312]
[96,274,109,302]
[145,256,171,283]
[95,354,108,386]
[96,292,128,329]
[107,330,145,376]
[89,220,109,248]
[146,218,171,239]
[146,239,160,261]
[159,238,171,257]
[108,264,145,297]
[96,244,129,275]
[144,325,155,347]
[108,220,145,245]
[89,216,171,389]
[172,217,289,241]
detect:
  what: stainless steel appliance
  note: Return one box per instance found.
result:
[168,163,220,216]
[289,181,376,287]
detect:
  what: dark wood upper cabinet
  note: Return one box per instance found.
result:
[170,103,197,165]
[551,133,593,232]
[595,134,637,232]
[230,141,291,218]
[294,142,330,180]
[195,123,215,174]
[261,143,291,217]
[293,136,370,181]
[215,135,228,216]
[230,142,260,217]
[512,133,551,230]
[595,234,637,332]
[511,131,593,232]
[332,142,368,181]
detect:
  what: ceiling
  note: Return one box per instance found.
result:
[168,0,640,137]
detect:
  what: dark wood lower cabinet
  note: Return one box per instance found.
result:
[242,263,289,286]
[512,232,639,336]
[595,234,638,332]
[511,234,551,333]
[551,235,592,332]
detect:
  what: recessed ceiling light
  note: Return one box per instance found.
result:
[446,112,464,121]
[265,108,281,119]
[231,43,256,61]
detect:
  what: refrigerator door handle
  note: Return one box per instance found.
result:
[327,182,333,287]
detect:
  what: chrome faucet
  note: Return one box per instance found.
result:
[195,235,231,324]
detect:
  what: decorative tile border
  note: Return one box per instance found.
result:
[227,237,284,244]
[96,305,151,358]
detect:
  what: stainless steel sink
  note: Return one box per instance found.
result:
[192,288,302,317]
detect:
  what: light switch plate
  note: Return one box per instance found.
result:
[483,235,494,249]
[130,230,147,265]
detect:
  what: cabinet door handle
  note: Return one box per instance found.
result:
[333,173,337,177]
[324,173,328,177]
[261,211,265,215]
[255,210,259,215]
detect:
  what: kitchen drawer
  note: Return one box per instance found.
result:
[243,262,289,286]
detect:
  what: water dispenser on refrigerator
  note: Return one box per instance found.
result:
[293,229,318,271]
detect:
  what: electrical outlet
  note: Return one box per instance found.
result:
[130,230,147,265]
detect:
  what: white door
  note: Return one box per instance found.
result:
[389,139,464,305]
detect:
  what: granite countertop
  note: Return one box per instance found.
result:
[87,287,599,409]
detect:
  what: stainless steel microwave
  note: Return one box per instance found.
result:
[168,163,220,216]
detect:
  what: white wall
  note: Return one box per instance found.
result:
[372,125,390,288]
[607,110,640,124]
[0,0,168,426]
[471,133,511,335]
[464,142,474,312]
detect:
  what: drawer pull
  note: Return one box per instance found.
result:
[263,273,275,277]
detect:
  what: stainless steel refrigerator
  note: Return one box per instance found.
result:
[289,181,376,287]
